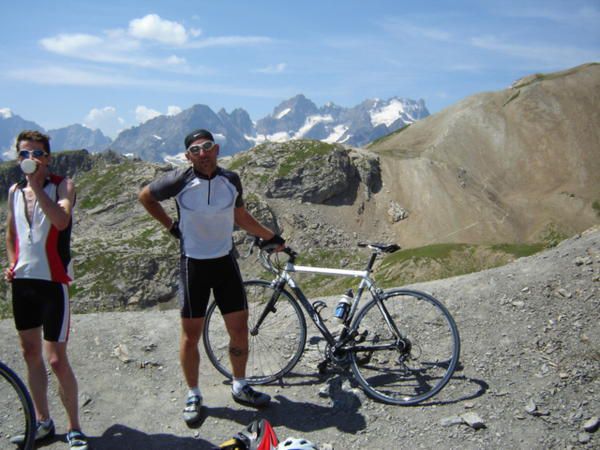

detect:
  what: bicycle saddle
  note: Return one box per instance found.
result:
[357,242,401,253]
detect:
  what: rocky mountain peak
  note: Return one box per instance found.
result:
[1,94,430,163]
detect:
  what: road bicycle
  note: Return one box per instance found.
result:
[203,239,460,405]
[0,360,35,450]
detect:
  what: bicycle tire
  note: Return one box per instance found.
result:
[203,280,307,384]
[350,289,460,405]
[0,361,36,450]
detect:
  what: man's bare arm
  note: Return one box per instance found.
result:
[30,176,75,231]
[4,186,17,281]
[234,206,276,240]
[138,185,174,230]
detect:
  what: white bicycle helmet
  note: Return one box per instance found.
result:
[276,437,319,450]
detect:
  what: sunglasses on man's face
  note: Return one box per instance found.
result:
[18,149,48,159]
[187,141,216,154]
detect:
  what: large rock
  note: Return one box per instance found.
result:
[230,140,381,205]
[266,147,357,203]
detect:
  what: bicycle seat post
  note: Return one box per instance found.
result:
[364,250,379,272]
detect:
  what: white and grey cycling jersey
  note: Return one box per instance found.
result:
[149,166,243,259]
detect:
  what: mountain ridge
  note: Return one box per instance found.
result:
[1,95,429,162]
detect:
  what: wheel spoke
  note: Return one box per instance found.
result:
[203,281,306,384]
[351,290,460,405]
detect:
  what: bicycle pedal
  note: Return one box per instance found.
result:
[354,330,368,343]
[317,360,329,374]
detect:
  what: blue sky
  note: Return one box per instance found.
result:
[1,0,598,138]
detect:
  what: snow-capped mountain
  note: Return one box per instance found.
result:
[0,109,111,159]
[253,94,429,147]
[2,95,429,163]
[0,109,44,159]
[109,104,253,162]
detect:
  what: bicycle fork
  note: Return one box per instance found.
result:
[249,280,286,336]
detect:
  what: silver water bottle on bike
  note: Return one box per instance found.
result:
[334,289,354,322]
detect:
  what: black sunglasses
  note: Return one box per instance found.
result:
[18,149,48,159]
[187,141,215,154]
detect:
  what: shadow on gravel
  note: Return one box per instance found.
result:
[416,375,489,407]
[207,393,366,434]
[88,424,216,450]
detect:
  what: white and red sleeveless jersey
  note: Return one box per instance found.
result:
[11,174,73,283]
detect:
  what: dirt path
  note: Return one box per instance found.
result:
[1,228,598,449]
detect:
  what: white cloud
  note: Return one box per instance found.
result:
[500,6,600,24]
[84,106,125,138]
[167,106,182,116]
[6,64,291,99]
[128,14,188,45]
[165,55,186,65]
[40,31,187,69]
[186,36,273,48]
[136,105,181,122]
[135,105,161,123]
[8,66,141,86]
[254,63,287,74]
[470,35,600,66]
[0,108,13,119]
[37,15,272,73]
[381,19,452,42]
[41,33,104,54]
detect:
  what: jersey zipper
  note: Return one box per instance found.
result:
[19,189,35,242]
[207,178,211,205]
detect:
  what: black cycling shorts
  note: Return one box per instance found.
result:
[178,253,247,318]
[11,279,70,342]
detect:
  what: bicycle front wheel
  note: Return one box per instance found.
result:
[0,361,36,450]
[350,289,460,405]
[203,280,307,384]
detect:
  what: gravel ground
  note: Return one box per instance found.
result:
[0,227,598,449]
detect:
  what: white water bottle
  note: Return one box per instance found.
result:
[334,289,354,323]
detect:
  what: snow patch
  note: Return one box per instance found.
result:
[323,124,348,143]
[2,149,15,160]
[275,107,291,120]
[248,131,292,144]
[244,134,262,146]
[338,133,351,144]
[294,115,333,139]
[370,99,410,127]
[213,133,227,146]
[163,152,188,167]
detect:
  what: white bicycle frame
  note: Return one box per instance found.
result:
[258,251,381,343]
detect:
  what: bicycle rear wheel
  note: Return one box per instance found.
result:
[350,289,460,405]
[0,361,36,450]
[203,280,307,384]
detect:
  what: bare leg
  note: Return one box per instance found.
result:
[18,328,50,422]
[223,310,249,378]
[180,318,204,388]
[44,340,80,431]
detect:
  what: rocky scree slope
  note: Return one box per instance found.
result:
[0,227,598,449]
[0,141,388,312]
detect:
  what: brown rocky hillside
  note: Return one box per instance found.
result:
[368,63,600,247]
